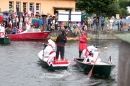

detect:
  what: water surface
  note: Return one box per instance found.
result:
[0,40,119,86]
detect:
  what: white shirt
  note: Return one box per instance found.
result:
[25,17,28,22]
[19,22,22,28]
[87,45,98,53]
[88,55,101,64]
[28,11,32,15]
[26,24,30,30]
[0,26,5,32]
[0,26,5,37]
[43,45,54,57]
[88,52,101,63]
[88,55,95,62]
[16,17,19,22]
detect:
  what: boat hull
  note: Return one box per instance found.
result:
[7,31,50,41]
[39,59,69,71]
[0,37,11,44]
[38,50,70,71]
[75,58,115,77]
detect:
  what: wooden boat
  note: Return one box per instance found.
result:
[74,58,115,77]
[7,29,50,41]
[38,50,70,71]
[0,37,11,44]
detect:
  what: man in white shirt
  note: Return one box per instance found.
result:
[85,51,101,64]
[83,45,101,63]
[43,39,56,66]
[87,45,98,53]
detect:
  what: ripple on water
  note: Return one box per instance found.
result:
[39,70,71,79]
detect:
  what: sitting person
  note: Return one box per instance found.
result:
[5,27,13,34]
[43,39,56,65]
[83,51,101,64]
[12,26,17,34]
[83,45,101,63]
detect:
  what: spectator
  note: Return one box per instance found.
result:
[16,5,19,13]
[0,14,3,23]
[9,6,14,12]
[12,26,17,34]
[101,17,105,31]
[30,6,34,13]
[71,25,80,36]
[47,24,51,31]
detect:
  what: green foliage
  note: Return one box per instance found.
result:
[105,4,120,17]
[119,1,129,8]
[76,0,116,15]
[118,0,130,17]
[120,8,128,16]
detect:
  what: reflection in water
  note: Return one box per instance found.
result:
[0,40,120,86]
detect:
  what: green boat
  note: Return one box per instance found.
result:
[38,50,70,71]
[75,58,115,77]
[0,37,11,44]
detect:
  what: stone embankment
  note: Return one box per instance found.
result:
[49,30,120,40]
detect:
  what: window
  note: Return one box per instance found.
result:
[9,1,14,9]
[29,3,34,11]
[23,2,27,12]
[16,2,21,12]
[36,3,40,14]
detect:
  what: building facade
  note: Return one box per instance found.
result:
[0,0,76,15]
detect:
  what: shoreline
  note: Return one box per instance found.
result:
[49,30,125,40]
[50,36,91,41]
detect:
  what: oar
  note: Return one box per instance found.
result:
[87,55,99,78]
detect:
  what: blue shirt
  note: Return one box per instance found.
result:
[30,7,34,12]
[38,18,43,25]
[12,28,17,34]
[101,18,105,24]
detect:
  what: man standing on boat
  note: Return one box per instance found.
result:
[55,30,67,61]
[43,39,56,66]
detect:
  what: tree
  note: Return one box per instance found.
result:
[118,0,129,16]
[76,0,116,16]
[120,8,128,17]
[119,0,129,8]
[104,4,120,17]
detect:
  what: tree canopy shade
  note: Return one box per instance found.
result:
[119,0,130,9]
[76,0,116,15]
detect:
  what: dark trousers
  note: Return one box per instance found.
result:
[101,24,104,31]
[79,51,82,58]
[56,46,65,59]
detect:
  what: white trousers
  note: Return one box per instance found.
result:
[47,52,56,66]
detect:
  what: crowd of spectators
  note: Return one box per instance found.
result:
[0,7,129,36]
